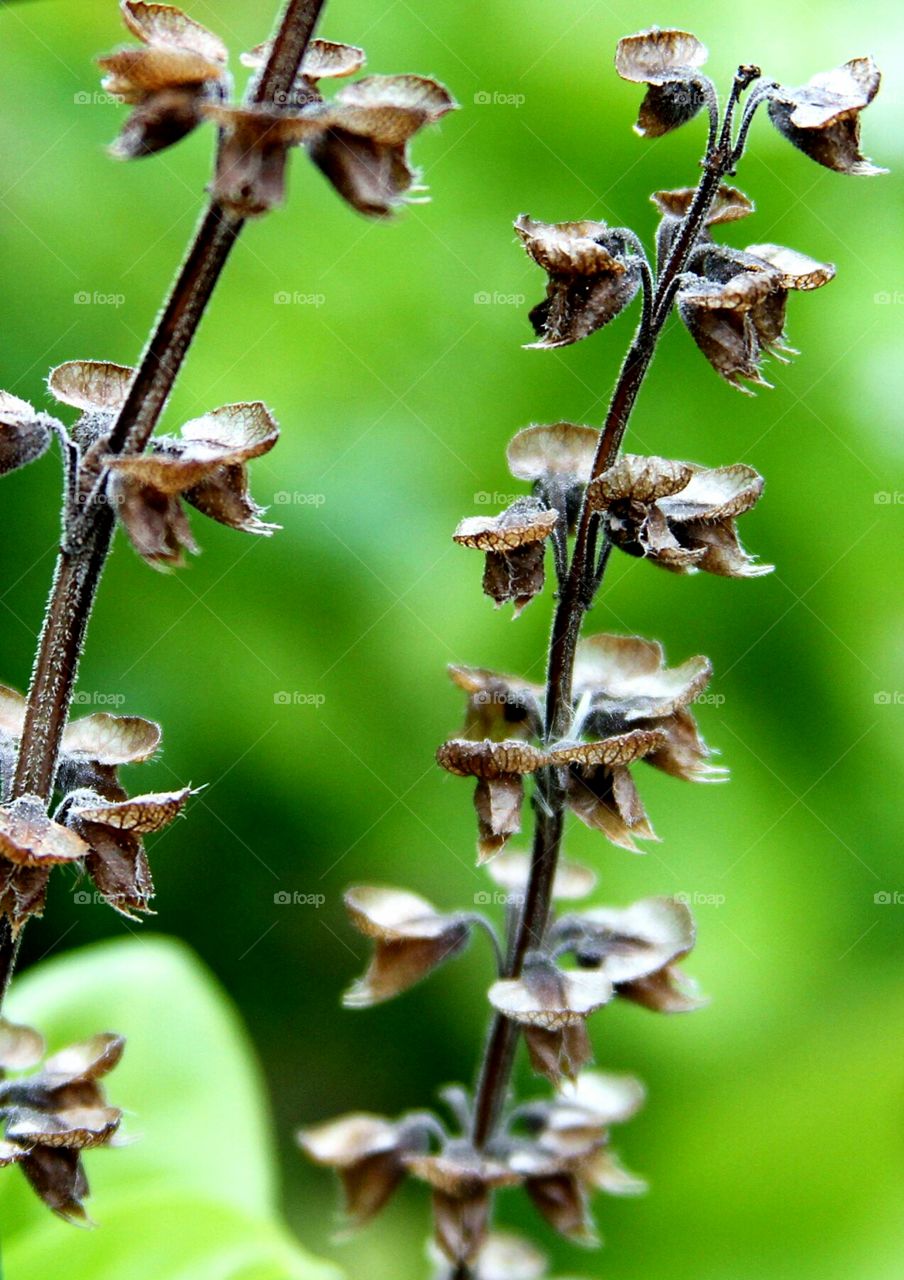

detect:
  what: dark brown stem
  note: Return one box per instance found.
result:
[468,126,739,1175]
[2,0,326,995]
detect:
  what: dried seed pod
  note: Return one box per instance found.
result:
[437,738,546,862]
[572,634,723,787]
[298,1110,432,1226]
[99,1,228,158]
[407,1143,520,1266]
[506,422,599,530]
[205,105,324,216]
[447,664,544,742]
[107,401,279,568]
[0,1027,124,1221]
[767,57,886,176]
[453,498,558,614]
[615,28,710,137]
[342,886,471,1006]
[308,75,457,217]
[0,392,53,477]
[590,454,772,578]
[489,956,613,1085]
[515,216,642,349]
[554,896,704,1013]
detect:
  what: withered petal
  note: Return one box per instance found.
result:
[67,786,192,833]
[62,712,160,765]
[0,798,89,867]
[121,1,228,63]
[506,422,599,484]
[47,361,134,413]
[0,1017,45,1071]
[43,1032,125,1084]
[437,738,545,779]
[614,28,708,85]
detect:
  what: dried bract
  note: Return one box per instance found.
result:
[515,216,642,349]
[342,886,471,1007]
[454,498,558,614]
[0,392,54,477]
[590,453,772,577]
[615,28,709,137]
[767,57,886,175]
[0,1025,124,1221]
[407,1143,520,1266]
[298,1110,432,1226]
[106,401,279,568]
[99,1,228,158]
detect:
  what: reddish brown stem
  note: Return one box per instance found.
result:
[0,0,327,1000]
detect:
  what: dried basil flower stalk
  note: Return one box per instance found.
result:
[1,0,456,1224]
[301,22,884,1278]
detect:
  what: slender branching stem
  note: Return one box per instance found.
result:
[0,0,327,1006]
[468,91,756,1192]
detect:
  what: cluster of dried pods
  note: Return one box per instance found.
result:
[300,27,884,1280]
[0,0,453,1220]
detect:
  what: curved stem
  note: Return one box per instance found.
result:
[2,0,327,999]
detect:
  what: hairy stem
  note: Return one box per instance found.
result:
[1,0,326,1001]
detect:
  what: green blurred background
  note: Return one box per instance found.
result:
[1,0,903,1275]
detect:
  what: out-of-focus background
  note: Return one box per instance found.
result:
[1,0,902,1276]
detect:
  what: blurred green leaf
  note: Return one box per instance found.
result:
[0,936,342,1280]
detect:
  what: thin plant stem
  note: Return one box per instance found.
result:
[0,0,327,1006]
